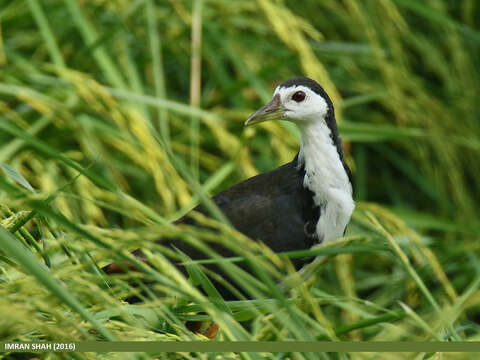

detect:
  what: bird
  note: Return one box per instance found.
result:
[104,76,354,310]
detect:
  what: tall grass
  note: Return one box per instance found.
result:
[0,0,479,358]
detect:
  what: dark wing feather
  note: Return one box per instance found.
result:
[171,157,317,269]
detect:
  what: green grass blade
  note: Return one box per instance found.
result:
[0,224,116,340]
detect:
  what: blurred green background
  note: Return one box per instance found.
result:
[0,0,479,357]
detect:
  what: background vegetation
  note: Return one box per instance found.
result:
[1,0,479,359]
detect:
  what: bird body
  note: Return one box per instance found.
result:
[105,77,354,297]
[157,77,354,281]
[175,154,318,270]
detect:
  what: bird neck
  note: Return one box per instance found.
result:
[297,119,355,243]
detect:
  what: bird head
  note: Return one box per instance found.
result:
[245,77,333,126]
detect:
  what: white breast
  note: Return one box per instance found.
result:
[298,121,354,243]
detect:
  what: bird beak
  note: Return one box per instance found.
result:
[244,94,283,126]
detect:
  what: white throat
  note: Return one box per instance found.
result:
[298,120,354,243]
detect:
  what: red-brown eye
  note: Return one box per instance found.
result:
[292,91,306,102]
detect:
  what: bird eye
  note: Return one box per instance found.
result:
[292,91,306,102]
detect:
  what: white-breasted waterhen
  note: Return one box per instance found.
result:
[103,77,354,337]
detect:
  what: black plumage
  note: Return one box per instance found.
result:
[170,154,319,270]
